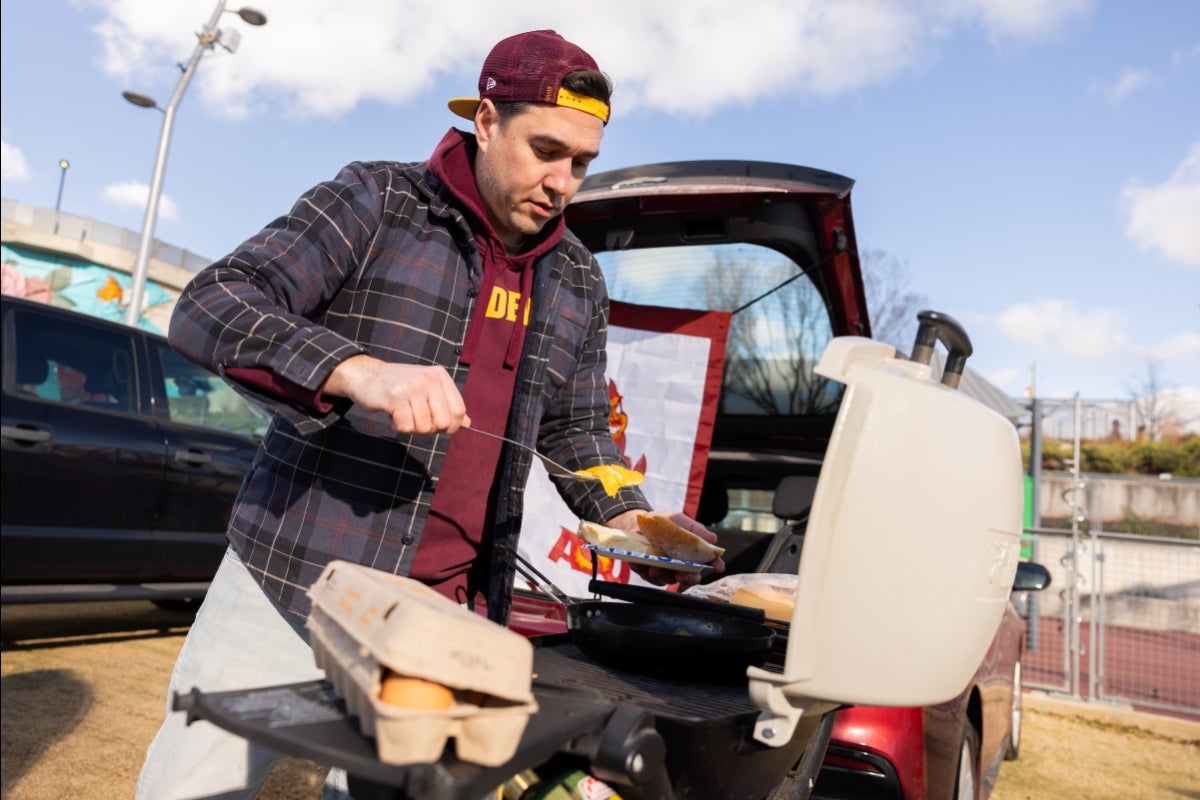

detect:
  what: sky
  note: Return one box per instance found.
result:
[1,0,1197,416]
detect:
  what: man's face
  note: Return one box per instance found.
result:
[474,100,604,249]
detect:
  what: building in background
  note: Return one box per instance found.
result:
[1,197,207,334]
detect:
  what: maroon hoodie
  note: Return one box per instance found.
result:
[409,128,565,603]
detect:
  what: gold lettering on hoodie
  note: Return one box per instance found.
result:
[485,286,531,325]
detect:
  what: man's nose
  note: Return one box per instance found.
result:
[543,158,573,197]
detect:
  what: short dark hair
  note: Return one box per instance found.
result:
[495,69,612,124]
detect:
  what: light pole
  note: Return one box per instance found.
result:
[53,160,69,234]
[122,1,267,327]
[55,160,70,213]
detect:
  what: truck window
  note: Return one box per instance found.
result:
[595,242,843,417]
[9,307,136,413]
[155,343,270,440]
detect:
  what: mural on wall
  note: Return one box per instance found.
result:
[0,244,177,333]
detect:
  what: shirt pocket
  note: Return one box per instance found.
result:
[538,304,589,398]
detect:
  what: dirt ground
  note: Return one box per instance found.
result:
[2,600,1197,800]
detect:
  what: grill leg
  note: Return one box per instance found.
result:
[766,709,838,800]
[590,704,674,800]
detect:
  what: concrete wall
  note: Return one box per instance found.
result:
[1039,473,1199,529]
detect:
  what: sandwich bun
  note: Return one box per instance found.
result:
[636,513,725,564]
[577,521,664,556]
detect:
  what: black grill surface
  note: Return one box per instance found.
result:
[531,635,786,722]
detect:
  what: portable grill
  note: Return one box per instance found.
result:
[174,312,1027,800]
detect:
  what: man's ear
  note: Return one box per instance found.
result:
[474,99,499,150]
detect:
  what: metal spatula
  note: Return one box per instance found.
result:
[461,426,600,482]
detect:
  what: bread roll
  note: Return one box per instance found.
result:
[636,513,725,564]
[731,587,795,621]
[577,521,665,556]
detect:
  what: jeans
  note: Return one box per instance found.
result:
[136,546,348,799]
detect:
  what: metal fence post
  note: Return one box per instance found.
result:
[1068,394,1084,699]
[1028,398,1042,651]
[1088,483,1102,701]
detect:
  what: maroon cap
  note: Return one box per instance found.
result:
[448,30,609,124]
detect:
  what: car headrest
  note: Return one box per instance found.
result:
[695,475,729,525]
[772,475,818,520]
[16,348,50,387]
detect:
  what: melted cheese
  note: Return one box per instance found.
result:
[574,463,644,497]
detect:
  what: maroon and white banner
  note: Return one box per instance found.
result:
[516,302,730,598]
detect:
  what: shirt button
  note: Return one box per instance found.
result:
[455,346,463,355]
[467,287,478,298]
[402,534,415,545]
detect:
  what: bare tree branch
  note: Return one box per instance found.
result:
[860,247,927,351]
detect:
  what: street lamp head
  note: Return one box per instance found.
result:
[234,7,267,25]
[122,90,159,110]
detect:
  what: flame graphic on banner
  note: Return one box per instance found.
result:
[608,379,647,474]
[540,377,647,582]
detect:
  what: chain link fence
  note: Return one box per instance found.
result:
[1022,496,1200,718]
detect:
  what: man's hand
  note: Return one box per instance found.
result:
[324,354,470,434]
[605,509,725,588]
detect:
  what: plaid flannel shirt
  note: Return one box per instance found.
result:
[168,159,648,622]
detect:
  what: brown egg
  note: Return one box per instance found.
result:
[378,671,454,710]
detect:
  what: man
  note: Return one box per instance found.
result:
[137,29,720,799]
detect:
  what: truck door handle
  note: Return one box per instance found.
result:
[173,449,213,466]
[1,424,52,445]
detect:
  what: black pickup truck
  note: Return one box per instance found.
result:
[1,294,269,605]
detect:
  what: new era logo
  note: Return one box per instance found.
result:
[485,77,497,91]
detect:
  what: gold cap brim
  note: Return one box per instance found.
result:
[447,97,481,121]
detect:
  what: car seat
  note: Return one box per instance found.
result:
[15,347,50,392]
[82,351,133,412]
[756,474,818,574]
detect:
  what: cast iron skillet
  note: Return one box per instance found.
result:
[566,599,776,680]
[512,554,777,681]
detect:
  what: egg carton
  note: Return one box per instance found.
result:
[307,560,538,767]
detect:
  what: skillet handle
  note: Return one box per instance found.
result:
[587,579,767,623]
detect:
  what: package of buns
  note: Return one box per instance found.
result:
[684,573,798,622]
[306,560,537,766]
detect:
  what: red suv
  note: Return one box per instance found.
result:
[506,159,1048,800]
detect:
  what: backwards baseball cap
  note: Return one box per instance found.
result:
[448,30,610,125]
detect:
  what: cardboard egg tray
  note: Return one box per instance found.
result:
[306,560,538,767]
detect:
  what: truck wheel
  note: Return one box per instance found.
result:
[953,723,980,800]
[1004,661,1023,761]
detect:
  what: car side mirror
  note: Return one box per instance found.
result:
[1012,561,1050,592]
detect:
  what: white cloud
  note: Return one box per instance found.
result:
[1170,42,1200,68]
[1160,387,1200,435]
[1,135,31,182]
[1149,330,1200,364]
[934,0,1096,40]
[1092,68,1154,105]
[1123,143,1200,267]
[102,179,179,221]
[995,299,1131,359]
[73,0,1097,120]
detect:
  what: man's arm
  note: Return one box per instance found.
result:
[168,163,385,432]
[322,354,470,434]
